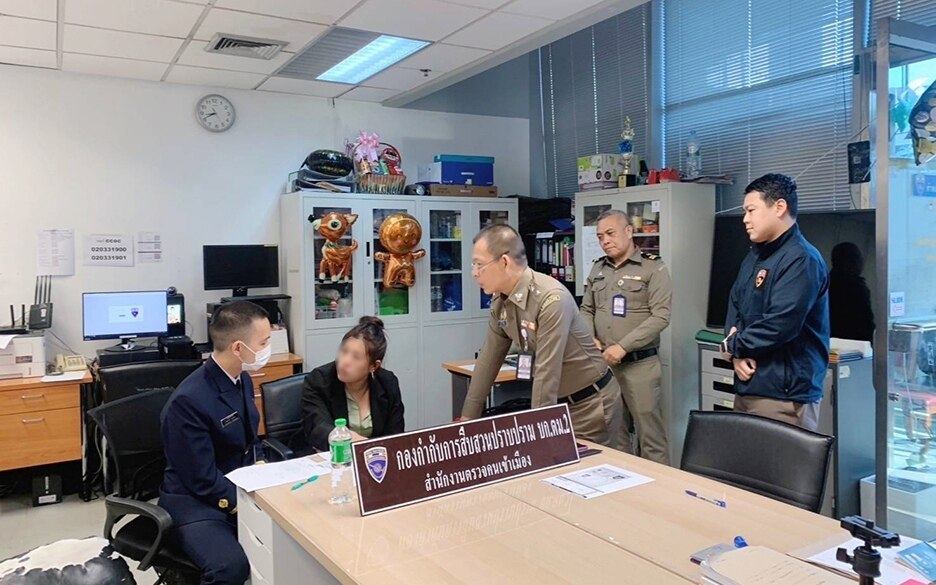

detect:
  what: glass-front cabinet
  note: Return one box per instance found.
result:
[874,18,936,540]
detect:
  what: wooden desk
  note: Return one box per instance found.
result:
[241,444,846,585]
[442,359,530,419]
[0,371,91,471]
[250,353,304,435]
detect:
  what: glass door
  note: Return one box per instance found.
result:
[306,203,363,329]
[874,18,936,539]
[369,201,418,323]
[423,203,469,321]
[624,199,661,257]
[575,197,614,296]
[473,203,515,315]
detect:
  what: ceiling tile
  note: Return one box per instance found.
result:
[194,8,327,51]
[501,0,606,21]
[165,64,266,89]
[444,11,552,50]
[340,86,398,102]
[438,0,508,9]
[0,0,57,21]
[364,66,430,91]
[178,41,294,74]
[398,43,489,73]
[340,0,488,42]
[64,25,184,62]
[62,53,169,81]
[213,0,359,25]
[65,0,204,37]
[0,15,56,50]
[258,76,349,98]
[0,46,56,68]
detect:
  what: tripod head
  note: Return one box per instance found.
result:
[835,516,901,585]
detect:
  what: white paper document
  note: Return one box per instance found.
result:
[581,225,605,266]
[542,464,654,499]
[36,229,75,276]
[226,457,332,492]
[0,335,14,350]
[803,537,926,585]
[458,363,516,373]
[41,371,87,383]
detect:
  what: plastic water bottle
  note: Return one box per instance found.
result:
[328,418,353,505]
[686,130,702,178]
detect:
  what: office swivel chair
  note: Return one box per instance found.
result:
[260,373,312,460]
[97,360,202,404]
[680,410,835,513]
[86,389,200,585]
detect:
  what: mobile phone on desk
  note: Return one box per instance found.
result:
[576,442,602,458]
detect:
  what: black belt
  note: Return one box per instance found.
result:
[620,347,658,364]
[560,369,613,405]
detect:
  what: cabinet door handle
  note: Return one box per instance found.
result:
[21,417,45,424]
[366,241,371,257]
[20,394,45,400]
[249,372,267,378]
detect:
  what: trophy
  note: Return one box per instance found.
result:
[618,116,637,187]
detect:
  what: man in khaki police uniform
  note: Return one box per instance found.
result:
[457,225,622,447]
[581,209,672,464]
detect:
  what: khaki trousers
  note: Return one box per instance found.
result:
[611,356,670,465]
[733,394,821,432]
[566,377,622,449]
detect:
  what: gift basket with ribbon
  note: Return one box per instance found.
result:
[351,131,406,194]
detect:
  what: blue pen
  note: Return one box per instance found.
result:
[685,490,727,508]
[291,475,319,491]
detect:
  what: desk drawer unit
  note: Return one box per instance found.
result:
[0,406,80,470]
[700,347,734,377]
[0,385,79,415]
[238,488,273,547]
[240,522,274,582]
[249,363,295,436]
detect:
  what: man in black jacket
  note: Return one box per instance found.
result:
[721,174,830,431]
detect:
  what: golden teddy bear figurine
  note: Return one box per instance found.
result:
[374,213,426,288]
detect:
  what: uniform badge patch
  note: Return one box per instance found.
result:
[364,446,389,484]
[541,294,561,309]
[755,269,768,288]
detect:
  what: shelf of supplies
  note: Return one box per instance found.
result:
[633,232,660,237]
[430,238,461,242]
[430,270,462,275]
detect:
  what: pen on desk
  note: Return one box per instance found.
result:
[685,490,727,508]
[291,475,319,491]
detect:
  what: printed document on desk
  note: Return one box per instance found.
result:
[227,457,332,492]
[542,464,653,499]
[703,546,853,585]
[458,363,516,374]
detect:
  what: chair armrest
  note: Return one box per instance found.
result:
[104,495,173,571]
[262,438,294,461]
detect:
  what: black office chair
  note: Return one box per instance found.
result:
[680,410,834,513]
[260,373,312,460]
[97,360,202,404]
[86,389,200,585]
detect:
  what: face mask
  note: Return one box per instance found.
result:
[238,342,272,372]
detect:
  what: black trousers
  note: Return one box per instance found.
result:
[172,519,249,585]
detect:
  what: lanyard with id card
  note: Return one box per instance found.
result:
[517,327,533,380]
[612,294,627,317]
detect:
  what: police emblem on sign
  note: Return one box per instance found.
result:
[755,269,768,288]
[364,447,388,484]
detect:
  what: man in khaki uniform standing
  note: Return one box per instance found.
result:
[457,225,621,447]
[581,209,672,464]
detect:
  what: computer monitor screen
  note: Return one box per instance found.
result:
[82,290,169,340]
[203,245,279,295]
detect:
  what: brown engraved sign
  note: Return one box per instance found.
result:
[351,404,580,516]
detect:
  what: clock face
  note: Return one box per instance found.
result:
[196,94,235,132]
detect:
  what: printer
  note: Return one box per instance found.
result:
[0,332,47,379]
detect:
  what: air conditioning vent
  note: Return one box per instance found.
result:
[205,33,287,60]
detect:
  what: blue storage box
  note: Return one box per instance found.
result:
[427,154,495,186]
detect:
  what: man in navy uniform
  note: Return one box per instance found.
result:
[721,174,830,431]
[160,301,272,585]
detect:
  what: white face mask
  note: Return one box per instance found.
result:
[238,342,272,372]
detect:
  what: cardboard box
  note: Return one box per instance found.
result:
[419,155,495,186]
[428,185,498,197]
[577,153,624,190]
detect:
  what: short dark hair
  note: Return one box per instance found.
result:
[744,173,799,218]
[473,224,527,265]
[832,242,863,274]
[596,209,632,226]
[342,316,388,364]
[209,301,269,350]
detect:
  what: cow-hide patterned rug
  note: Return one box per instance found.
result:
[0,537,136,585]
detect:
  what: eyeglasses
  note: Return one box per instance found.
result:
[470,257,500,274]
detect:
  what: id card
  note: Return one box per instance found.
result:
[516,352,534,381]
[612,295,627,317]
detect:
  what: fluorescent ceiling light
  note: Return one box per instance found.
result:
[316,35,429,84]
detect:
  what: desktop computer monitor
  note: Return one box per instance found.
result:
[203,245,279,297]
[82,290,169,351]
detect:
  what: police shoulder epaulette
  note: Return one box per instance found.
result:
[641,252,661,261]
[592,256,604,263]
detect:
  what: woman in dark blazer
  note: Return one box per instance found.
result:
[301,316,405,451]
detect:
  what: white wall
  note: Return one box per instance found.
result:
[0,65,530,358]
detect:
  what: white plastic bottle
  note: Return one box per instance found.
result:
[328,418,353,504]
[686,130,702,178]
